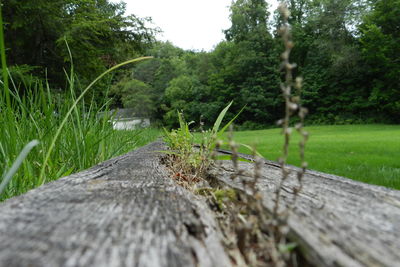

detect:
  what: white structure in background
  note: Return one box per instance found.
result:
[112,117,150,130]
[99,108,150,130]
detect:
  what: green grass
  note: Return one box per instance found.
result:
[0,85,160,201]
[216,125,400,190]
[0,12,159,200]
[0,60,159,201]
[0,94,160,201]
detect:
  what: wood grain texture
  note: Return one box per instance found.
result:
[211,151,400,267]
[0,142,231,267]
[2,141,399,267]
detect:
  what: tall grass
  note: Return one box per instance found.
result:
[0,15,158,200]
[0,72,159,201]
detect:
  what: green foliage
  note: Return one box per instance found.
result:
[0,9,158,200]
[0,140,39,195]
[164,112,194,152]
[38,56,153,183]
[163,102,239,184]
[213,188,237,202]
[165,75,196,103]
[2,0,157,97]
[0,81,160,200]
[163,75,200,127]
[163,112,199,169]
[225,0,271,43]
[126,0,282,128]
[208,39,281,125]
[275,0,370,119]
[111,77,156,117]
[3,0,400,130]
[120,0,400,127]
[219,1,281,125]
[359,0,400,120]
[5,0,392,130]
[0,1,9,107]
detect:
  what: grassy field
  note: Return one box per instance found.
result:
[218,125,400,190]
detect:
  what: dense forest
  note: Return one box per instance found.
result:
[3,0,400,128]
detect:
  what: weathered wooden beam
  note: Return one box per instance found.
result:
[0,142,231,267]
[2,141,399,266]
[211,151,400,267]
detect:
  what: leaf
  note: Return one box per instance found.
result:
[217,104,246,138]
[207,102,246,152]
[215,154,253,163]
[238,143,263,158]
[278,242,297,253]
[211,101,233,135]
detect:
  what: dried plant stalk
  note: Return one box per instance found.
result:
[272,1,309,248]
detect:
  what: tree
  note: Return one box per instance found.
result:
[225,0,271,43]
[210,0,281,126]
[359,0,400,120]
[110,78,156,117]
[3,0,66,86]
[163,75,202,127]
[3,0,157,94]
[275,0,373,121]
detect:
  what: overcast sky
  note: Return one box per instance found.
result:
[111,0,279,51]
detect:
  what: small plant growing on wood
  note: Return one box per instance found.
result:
[163,112,204,185]
[163,101,243,187]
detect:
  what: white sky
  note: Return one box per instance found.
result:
[111,0,279,51]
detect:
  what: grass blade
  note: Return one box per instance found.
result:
[211,101,233,135]
[218,105,246,138]
[0,2,10,108]
[38,56,153,184]
[0,140,39,195]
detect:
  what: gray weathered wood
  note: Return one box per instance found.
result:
[0,142,231,267]
[2,141,399,267]
[211,151,400,267]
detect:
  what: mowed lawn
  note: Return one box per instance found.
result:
[218,125,400,190]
